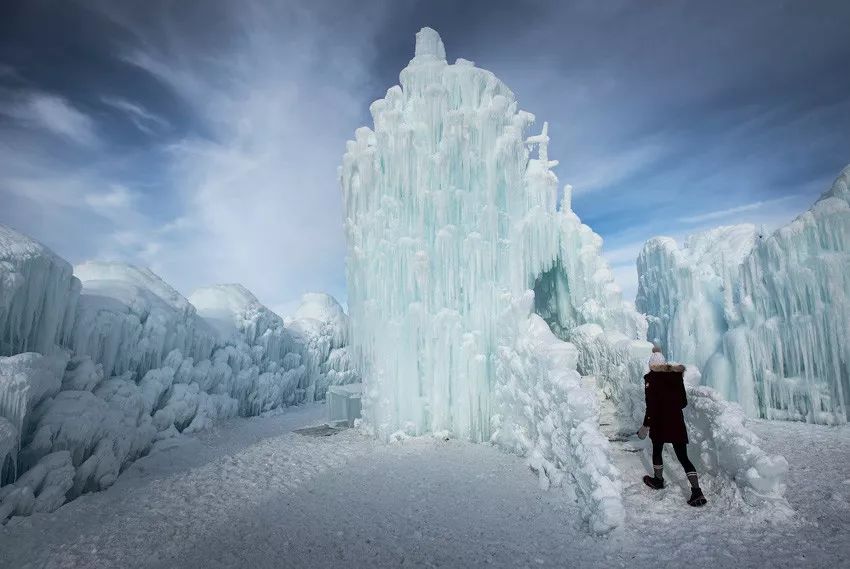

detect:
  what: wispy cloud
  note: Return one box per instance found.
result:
[101,96,169,135]
[84,184,141,221]
[569,141,665,194]
[680,195,796,224]
[4,92,98,146]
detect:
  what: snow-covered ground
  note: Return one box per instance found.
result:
[2,402,847,569]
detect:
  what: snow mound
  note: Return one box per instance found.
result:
[491,294,624,533]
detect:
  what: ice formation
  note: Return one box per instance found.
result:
[637,225,758,368]
[72,262,218,379]
[0,226,353,522]
[0,225,79,356]
[638,167,850,424]
[341,28,788,532]
[341,27,644,532]
[289,293,359,400]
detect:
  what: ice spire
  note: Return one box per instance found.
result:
[341,27,642,534]
[412,27,446,62]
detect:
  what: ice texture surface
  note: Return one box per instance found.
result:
[0,227,353,522]
[341,28,787,533]
[638,167,850,423]
[341,27,647,532]
[0,225,79,356]
[289,293,358,400]
[71,262,219,380]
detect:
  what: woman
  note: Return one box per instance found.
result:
[637,347,707,507]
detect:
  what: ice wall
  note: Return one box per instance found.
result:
[637,166,850,423]
[0,225,79,357]
[71,262,219,379]
[636,225,758,367]
[289,293,359,400]
[190,284,308,412]
[0,226,354,522]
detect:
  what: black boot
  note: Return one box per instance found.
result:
[687,487,707,507]
[643,475,665,490]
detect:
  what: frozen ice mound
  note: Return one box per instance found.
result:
[289,293,358,400]
[0,226,355,522]
[71,262,219,379]
[637,166,850,424]
[0,225,80,357]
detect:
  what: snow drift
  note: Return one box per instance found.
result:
[0,227,352,523]
[638,166,850,424]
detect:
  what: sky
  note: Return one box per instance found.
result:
[1,0,849,314]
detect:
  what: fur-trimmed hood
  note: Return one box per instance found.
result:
[649,363,686,373]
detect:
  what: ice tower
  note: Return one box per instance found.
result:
[341,28,654,532]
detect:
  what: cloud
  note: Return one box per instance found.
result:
[4,92,98,146]
[679,195,796,224]
[84,184,141,221]
[1,0,847,316]
[70,0,388,309]
[100,96,169,135]
[569,140,665,194]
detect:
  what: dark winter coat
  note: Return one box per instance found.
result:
[642,364,689,444]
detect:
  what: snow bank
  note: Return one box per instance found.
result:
[682,385,789,507]
[637,167,850,423]
[190,284,309,409]
[0,225,79,356]
[0,451,74,522]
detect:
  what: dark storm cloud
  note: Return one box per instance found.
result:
[1,0,848,304]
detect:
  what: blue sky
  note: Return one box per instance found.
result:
[1,0,848,314]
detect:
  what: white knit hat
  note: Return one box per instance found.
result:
[648,351,667,368]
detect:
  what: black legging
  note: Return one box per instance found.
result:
[652,441,696,473]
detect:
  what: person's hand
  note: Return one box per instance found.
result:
[637,425,649,440]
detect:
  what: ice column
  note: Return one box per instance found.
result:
[341,28,636,533]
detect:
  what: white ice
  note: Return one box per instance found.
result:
[0,232,352,522]
[340,27,785,533]
[638,166,850,424]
